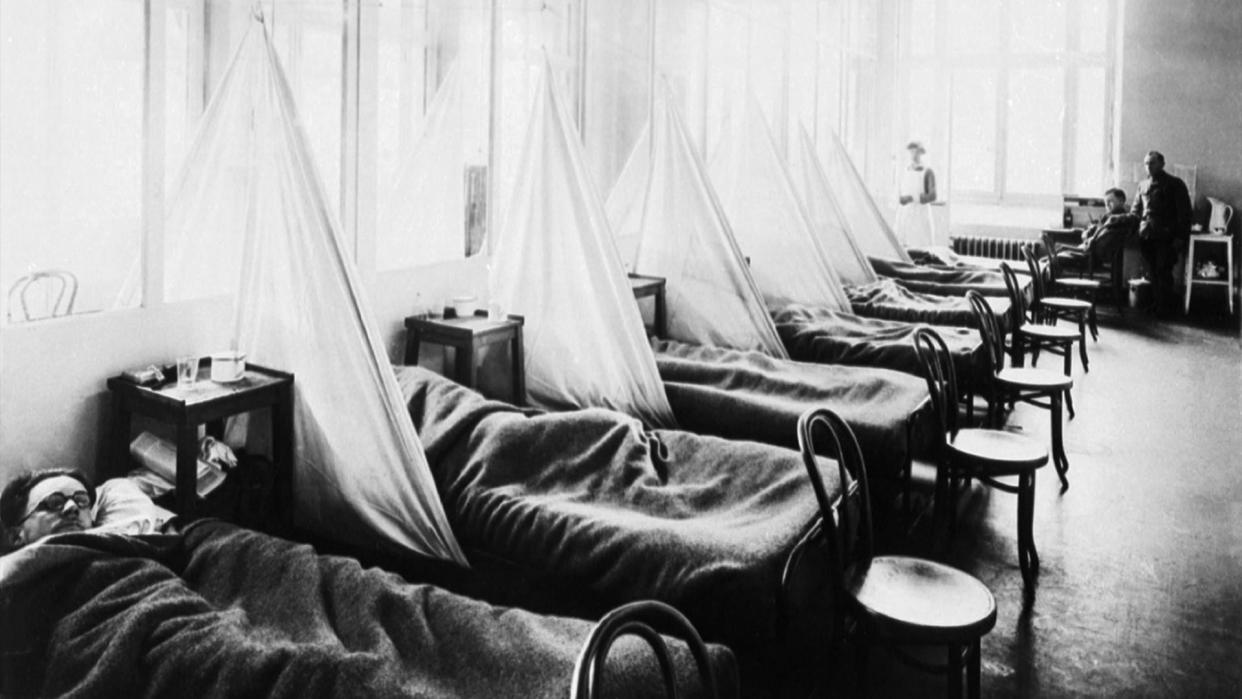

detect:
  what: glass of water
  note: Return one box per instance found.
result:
[176,356,199,388]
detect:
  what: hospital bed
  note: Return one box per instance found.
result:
[397,366,839,698]
[0,518,735,698]
[651,338,935,507]
[841,277,1013,332]
[867,255,1022,298]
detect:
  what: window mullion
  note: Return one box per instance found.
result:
[142,0,167,308]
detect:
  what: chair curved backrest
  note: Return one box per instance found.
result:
[1021,245,1048,307]
[999,261,1029,330]
[6,269,78,323]
[913,327,960,442]
[571,600,718,699]
[796,408,874,580]
[966,289,1004,377]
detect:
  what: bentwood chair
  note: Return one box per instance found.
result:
[1000,262,1080,420]
[1040,232,1108,329]
[797,407,997,698]
[571,600,719,699]
[914,328,1047,589]
[967,290,1072,492]
[1022,246,1093,370]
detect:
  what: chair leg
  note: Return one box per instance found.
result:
[967,639,982,699]
[1064,387,1075,420]
[1087,303,1099,341]
[947,644,963,698]
[855,636,869,697]
[1077,314,1089,371]
[1051,392,1070,493]
[1017,470,1040,585]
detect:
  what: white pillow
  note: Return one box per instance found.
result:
[91,477,177,536]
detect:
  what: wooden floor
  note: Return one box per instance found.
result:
[853,302,1242,697]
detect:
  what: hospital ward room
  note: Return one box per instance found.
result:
[1,0,1240,696]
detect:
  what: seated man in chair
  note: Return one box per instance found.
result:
[1054,187,1138,268]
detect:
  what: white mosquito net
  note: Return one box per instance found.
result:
[818,128,912,263]
[489,59,675,427]
[789,125,877,287]
[165,15,465,564]
[605,85,787,358]
[376,64,465,269]
[708,97,852,312]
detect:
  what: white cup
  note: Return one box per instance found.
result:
[452,295,478,317]
[210,351,246,382]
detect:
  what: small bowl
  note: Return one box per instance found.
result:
[211,351,247,383]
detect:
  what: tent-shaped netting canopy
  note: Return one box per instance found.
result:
[605,84,787,358]
[789,124,878,288]
[708,96,852,313]
[163,14,465,564]
[489,59,675,428]
[817,128,912,263]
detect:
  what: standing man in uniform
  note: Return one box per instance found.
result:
[1132,150,1192,313]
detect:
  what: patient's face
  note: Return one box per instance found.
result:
[15,476,92,546]
[1105,194,1124,213]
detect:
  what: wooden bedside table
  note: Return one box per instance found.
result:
[404,312,526,405]
[628,273,667,338]
[107,362,294,523]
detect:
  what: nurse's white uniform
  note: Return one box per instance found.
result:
[894,166,935,248]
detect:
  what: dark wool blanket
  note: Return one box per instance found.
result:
[845,278,1012,332]
[0,521,735,698]
[397,367,833,659]
[653,339,933,483]
[771,304,986,391]
[869,255,1012,298]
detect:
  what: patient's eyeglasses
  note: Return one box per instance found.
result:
[21,491,91,522]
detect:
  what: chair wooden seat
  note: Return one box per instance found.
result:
[1040,297,1092,312]
[849,555,997,645]
[1054,278,1102,292]
[1018,323,1079,341]
[948,428,1049,473]
[798,408,998,698]
[996,367,1074,391]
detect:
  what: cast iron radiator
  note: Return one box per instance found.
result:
[949,234,1040,261]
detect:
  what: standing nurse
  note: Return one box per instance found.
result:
[895,141,937,248]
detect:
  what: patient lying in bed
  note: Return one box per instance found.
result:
[1,469,176,550]
[0,470,734,698]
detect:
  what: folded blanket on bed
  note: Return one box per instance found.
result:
[652,339,932,483]
[845,278,1011,332]
[0,521,735,699]
[398,366,831,658]
[771,303,984,390]
[869,255,1012,298]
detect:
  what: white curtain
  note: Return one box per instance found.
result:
[489,59,675,428]
[166,16,465,564]
[606,85,787,358]
[817,127,913,263]
[709,96,852,312]
[789,125,877,287]
[377,64,465,269]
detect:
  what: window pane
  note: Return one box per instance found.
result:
[656,0,708,153]
[166,5,192,191]
[1005,68,1064,196]
[1078,0,1109,53]
[1074,67,1106,196]
[947,0,999,55]
[273,0,344,214]
[0,0,144,321]
[586,0,649,194]
[905,0,936,56]
[949,69,997,192]
[705,6,748,154]
[1011,0,1067,53]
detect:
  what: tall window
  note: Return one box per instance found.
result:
[0,0,145,322]
[897,0,1117,226]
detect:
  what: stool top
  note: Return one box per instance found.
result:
[405,313,523,342]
